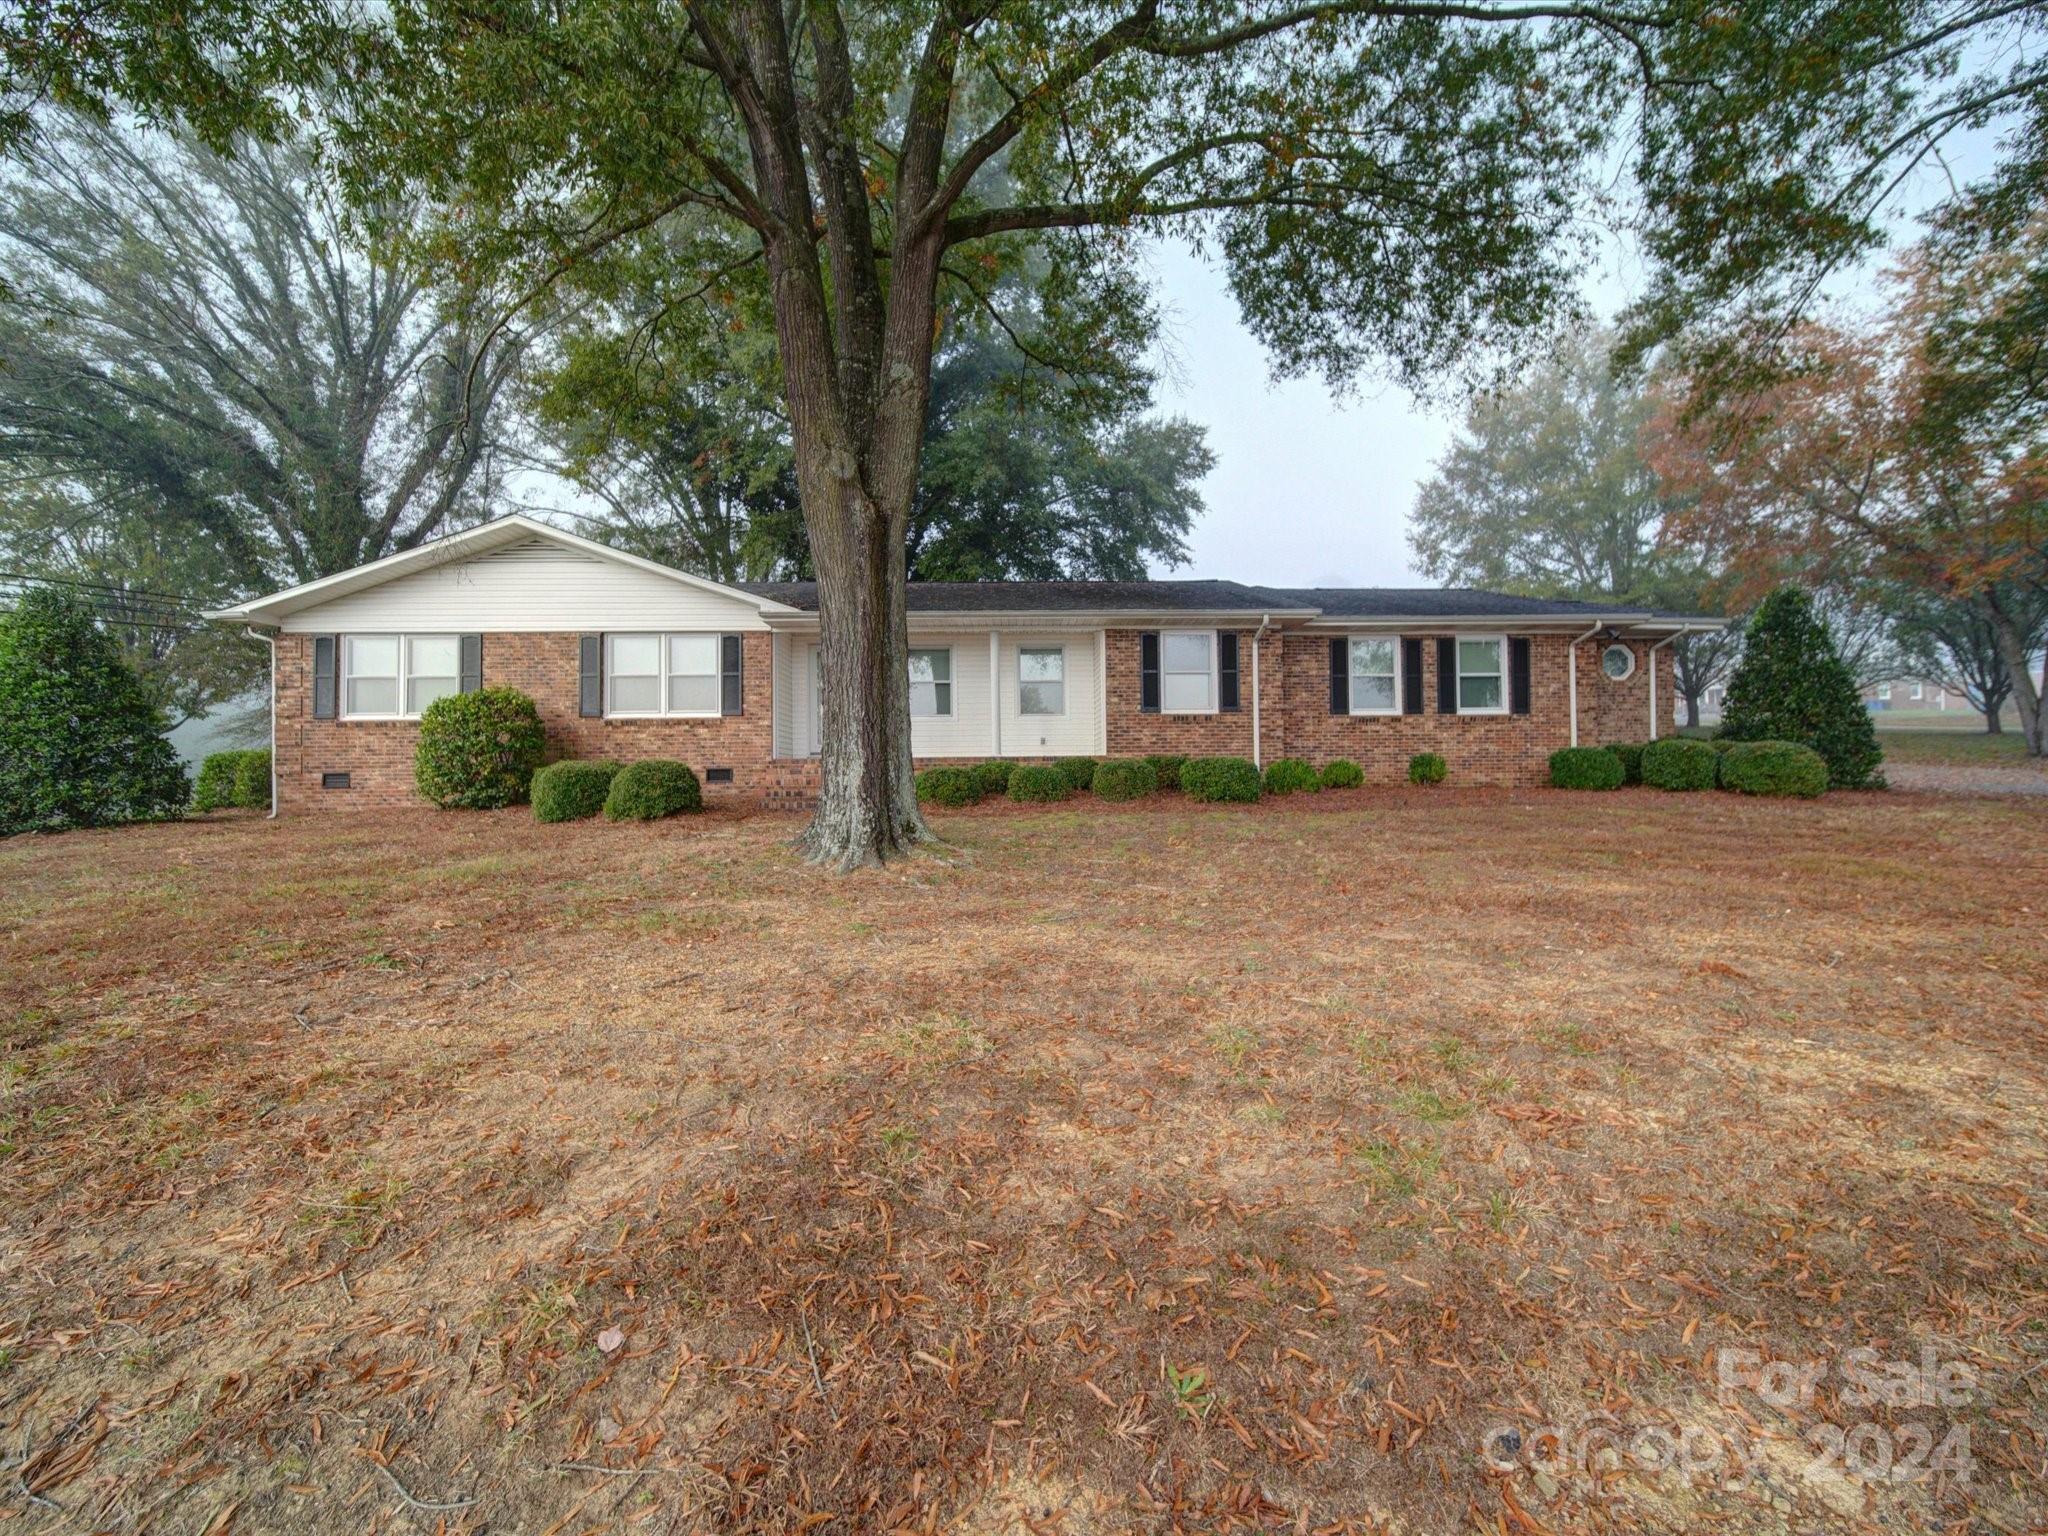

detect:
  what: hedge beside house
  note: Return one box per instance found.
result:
[415,687,546,809]
[1408,752,1447,786]
[1053,756,1097,791]
[1007,765,1070,803]
[1144,754,1187,790]
[1317,758,1364,789]
[1549,746,1625,790]
[1642,737,1718,791]
[1718,740,1828,798]
[1181,756,1260,803]
[915,765,983,807]
[1091,758,1158,802]
[531,760,620,822]
[603,760,702,820]
[1604,742,1646,785]
[1260,758,1320,795]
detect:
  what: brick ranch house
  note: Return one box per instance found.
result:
[208,516,1724,813]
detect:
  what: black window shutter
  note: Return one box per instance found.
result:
[1436,637,1457,714]
[1329,637,1349,714]
[1218,632,1240,712]
[459,634,483,693]
[579,634,603,717]
[1509,637,1532,715]
[1402,637,1424,715]
[312,635,338,719]
[721,634,743,715]
[1139,632,1160,713]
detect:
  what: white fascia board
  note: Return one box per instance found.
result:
[205,514,805,624]
[759,607,1318,631]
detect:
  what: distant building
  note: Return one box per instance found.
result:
[1862,679,1969,715]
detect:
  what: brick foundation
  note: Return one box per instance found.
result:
[273,631,773,813]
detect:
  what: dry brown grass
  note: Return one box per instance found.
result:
[1,787,2044,1535]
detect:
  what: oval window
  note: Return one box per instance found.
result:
[1601,643,1637,682]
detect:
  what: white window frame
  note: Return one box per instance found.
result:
[341,634,458,721]
[1455,633,1510,716]
[605,632,723,719]
[1876,682,1892,702]
[1017,644,1066,717]
[1601,642,1637,683]
[1910,682,1924,701]
[1348,635,1403,716]
[908,646,954,718]
[1160,629,1219,715]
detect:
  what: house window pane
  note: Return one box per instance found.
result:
[406,635,459,714]
[1458,638,1501,674]
[610,674,660,713]
[1350,637,1399,712]
[607,634,661,713]
[909,649,951,717]
[667,633,719,714]
[1162,670,1211,713]
[344,636,400,716]
[1161,632,1213,712]
[1019,647,1063,714]
[1459,674,1503,710]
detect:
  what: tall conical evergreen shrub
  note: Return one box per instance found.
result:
[0,586,190,834]
[1718,587,1884,789]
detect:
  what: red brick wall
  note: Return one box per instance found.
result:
[273,631,773,813]
[1101,628,1284,760]
[1102,628,1674,788]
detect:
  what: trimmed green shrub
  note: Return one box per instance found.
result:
[1006,764,1070,803]
[1052,756,1098,791]
[1261,757,1321,795]
[1181,756,1261,804]
[1143,754,1187,790]
[193,750,249,812]
[531,760,620,822]
[603,759,702,821]
[1317,758,1364,789]
[414,686,546,809]
[1549,746,1625,791]
[1091,758,1158,802]
[1604,742,1646,786]
[230,748,272,810]
[973,759,1018,796]
[0,586,188,834]
[1642,737,1718,791]
[915,765,984,807]
[1407,752,1447,786]
[1718,739,1828,798]
[1718,587,1883,788]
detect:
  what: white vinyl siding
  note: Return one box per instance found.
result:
[1348,636,1400,715]
[1160,630,1216,714]
[1456,635,1508,715]
[343,634,456,720]
[998,633,1102,756]
[279,535,769,633]
[790,632,996,760]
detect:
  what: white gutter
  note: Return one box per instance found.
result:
[1647,625,1691,742]
[988,629,1001,757]
[1567,621,1603,747]
[245,626,278,818]
[1249,614,1271,767]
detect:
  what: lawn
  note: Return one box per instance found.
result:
[1875,726,2043,769]
[2,790,2044,1535]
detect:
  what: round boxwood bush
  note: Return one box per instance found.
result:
[1261,757,1321,795]
[1549,746,1625,790]
[1718,739,1828,798]
[1143,754,1187,790]
[1408,752,1447,786]
[1641,737,1718,791]
[230,748,272,810]
[1007,764,1070,803]
[1318,758,1364,789]
[1181,756,1261,804]
[915,765,984,807]
[531,760,620,822]
[1052,756,1097,791]
[1604,742,1646,786]
[603,759,702,820]
[973,759,1018,796]
[193,749,250,812]
[1091,758,1158,802]
[414,687,546,809]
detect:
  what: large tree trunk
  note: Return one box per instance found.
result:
[1981,589,2045,756]
[1683,690,1702,729]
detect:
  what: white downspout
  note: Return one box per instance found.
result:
[1647,626,1689,741]
[1568,622,1602,747]
[1250,614,1271,768]
[246,626,278,818]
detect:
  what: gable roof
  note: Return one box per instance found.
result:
[206,515,805,625]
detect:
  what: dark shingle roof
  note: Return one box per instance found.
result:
[737,578,1298,613]
[740,578,1708,620]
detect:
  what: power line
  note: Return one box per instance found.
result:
[0,568,216,607]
